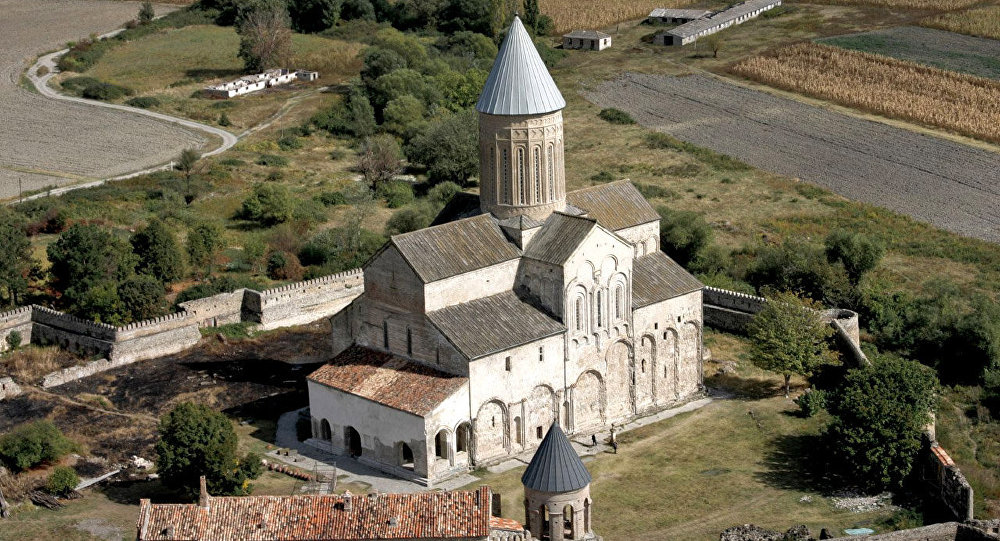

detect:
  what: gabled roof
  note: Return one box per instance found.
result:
[521,213,598,265]
[563,30,611,39]
[136,487,496,540]
[476,16,566,116]
[391,214,521,283]
[521,423,592,493]
[427,292,565,360]
[566,180,661,231]
[632,251,703,308]
[308,346,467,417]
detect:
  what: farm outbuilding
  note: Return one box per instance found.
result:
[647,8,711,24]
[655,0,782,46]
[562,30,612,50]
[296,70,320,82]
[205,68,304,99]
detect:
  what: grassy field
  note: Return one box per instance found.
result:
[730,42,1000,145]
[818,26,1000,80]
[922,4,1000,40]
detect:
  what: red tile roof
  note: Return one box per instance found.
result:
[932,445,955,467]
[137,487,496,541]
[489,516,526,532]
[308,346,467,417]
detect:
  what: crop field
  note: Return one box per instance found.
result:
[586,73,1000,243]
[805,0,980,10]
[0,0,205,200]
[730,43,1000,145]
[818,26,1000,80]
[540,0,698,33]
[922,5,1000,41]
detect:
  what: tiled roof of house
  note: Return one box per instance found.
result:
[490,516,526,531]
[521,213,598,265]
[521,423,592,493]
[566,180,661,231]
[308,346,467,416]
[632,251,702,308]
[476,16,566,115]
[136,487,496,541]
[391,214,521,283]
[428,292,565,360]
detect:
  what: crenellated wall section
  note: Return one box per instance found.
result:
[0,269,364,389]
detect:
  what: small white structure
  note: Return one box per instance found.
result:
[562,30,612,51]
[655,0,782,46]
[647,8,711,24]
[296,70,320,82]
[205,68,312,99]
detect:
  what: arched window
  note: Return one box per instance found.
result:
[575,297,583,331]
[596,291,602,327]
[490,146,496,189]
[502,148,510,204]
[615,286,623,319]
[435,430,449,460]
[547,144,555,201]
[517,147,526,204]
[533,147,541,203]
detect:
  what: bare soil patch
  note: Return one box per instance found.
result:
[586,73,1000,243]
[0,0,204,200]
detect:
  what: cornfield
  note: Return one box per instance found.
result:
[922,5,1000,41]
[540,0,697,33]
[731,42,1000,145]
[805,0,979,9]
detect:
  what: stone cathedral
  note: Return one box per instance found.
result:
[306,16,704,486]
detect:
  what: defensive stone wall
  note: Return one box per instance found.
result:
[922,436,975,522]
[703,287,868,367]
[0,270,365,387]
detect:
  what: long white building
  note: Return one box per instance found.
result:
[655,0,782,46]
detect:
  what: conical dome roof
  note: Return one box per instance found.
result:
[521,423,592,493]
[476,16,566,116]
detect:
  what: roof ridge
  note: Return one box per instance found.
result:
[389,213,492,242]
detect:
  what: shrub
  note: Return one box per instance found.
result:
[5,331,22,351]
[598,108,636,125]
[0,420,75,472]
[746,240,853,306]
[377,181,414,208]
[385,205,434,236]
[316,190,347,206]
[645,132,750,171]
[256,154,289,167]
[46,466,80,496]
[267,251,305,280]
[428,181,461,207]
[405,109,479,184]
[126,96,160,108]
[635,182,678,200]
[218,112,232,126]
[824,229,884,284]
[219,157,245,167]
[590,171,615,182]
[238,183,295,227]
[657,206,713,267]
[60,76,100,93]
[795,388,826,417]
[81,82,134,101]
[277,135,303,151]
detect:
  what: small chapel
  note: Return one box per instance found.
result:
[306,15,705,486]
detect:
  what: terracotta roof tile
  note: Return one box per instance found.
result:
[566,180,661,231]
[308,346,467,416]
[137,487,495,540]
[490,516,526,531]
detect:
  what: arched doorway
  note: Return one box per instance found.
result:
[320,419,331,441]
[399,442,414,470]
[345,426,362,457]
[434,430,449,461]
[563,505,575,539]
[456,423,471,454]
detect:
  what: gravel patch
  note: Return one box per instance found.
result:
[587,73,1000,243]
[830,492,894,513]
[818,26,1000,81]
[0,0,204,199]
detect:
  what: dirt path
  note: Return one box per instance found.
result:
[587,72,1000,243]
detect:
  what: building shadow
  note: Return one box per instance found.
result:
[755,433,834,493]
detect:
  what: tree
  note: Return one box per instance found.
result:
[703,33,723,58]
[825,229,884,285]
[238,183,295,226]
[47,466,80,496]
[360,48,407,86]
[131,220,185,284]
[267,251,305,280]
[746,240,853,307]
[405,109,478,184]
[118,274,167,322]
[176,148,201,204]
[746,291,837,396]
[5,331,22,352]
[382,95,426,136]
[358,134,404,190]
[47,224,136,301]
[155,403,262,498]
[187,223,224,276]
[522,0,540,32]
[657,206,713,268]
[237,0,293,73]
[0,421,75,473]
[826,355,938,492]
[287,0,339,33]
[0,210,33,308]
[138,1,155,24]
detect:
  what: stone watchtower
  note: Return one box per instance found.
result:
[476,16,567,222]
[521,423,600,541]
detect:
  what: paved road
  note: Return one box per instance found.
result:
[588,73,1000,243]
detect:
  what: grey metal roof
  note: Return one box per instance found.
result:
[521,423,592,493]
[522,213,598,266]
[563,30,611,39]
[427,292,565,360]
[648,8,711,19]
[666,0,780,38]
[632,251,703,308]
[392,214,521,283]
[566,180,661,231]
[476,16,566,116]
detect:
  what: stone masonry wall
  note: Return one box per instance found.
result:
[0,270,365,388]
[923,437,975,522]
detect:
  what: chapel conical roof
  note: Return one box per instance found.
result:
[476,16,566,116]
[521,422,592,493]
